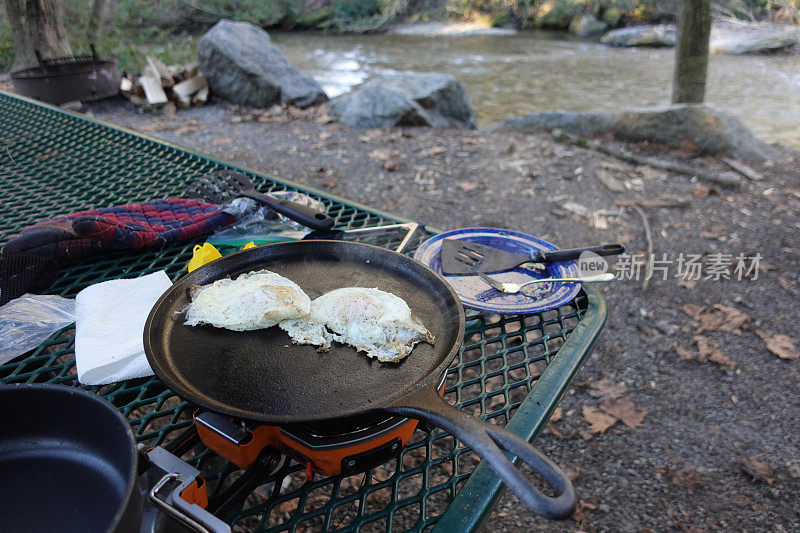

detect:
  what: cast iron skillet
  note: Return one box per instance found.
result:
[143,240,576,519]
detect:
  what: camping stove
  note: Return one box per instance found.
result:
[194,411,419,478]
[136,411,421,532]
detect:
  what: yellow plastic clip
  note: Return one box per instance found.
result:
[242,241,257,250]
[187,242,222,272]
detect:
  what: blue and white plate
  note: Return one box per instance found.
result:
[414,228,581,315]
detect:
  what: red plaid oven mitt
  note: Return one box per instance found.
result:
[2,198,235,264]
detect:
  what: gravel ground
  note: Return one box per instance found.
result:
[88,98,800,532]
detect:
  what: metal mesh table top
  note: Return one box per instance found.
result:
[0,91,606,532]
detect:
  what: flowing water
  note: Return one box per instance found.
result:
[272,30,800,147]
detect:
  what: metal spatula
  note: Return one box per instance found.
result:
[186,170,335,231]
[440,238,624,275]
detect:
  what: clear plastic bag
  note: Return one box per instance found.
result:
[211,192,326,246]
[0,293,76,365]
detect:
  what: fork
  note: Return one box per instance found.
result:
[477,271,615,295]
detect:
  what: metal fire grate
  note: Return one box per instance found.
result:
[0,91,606,532]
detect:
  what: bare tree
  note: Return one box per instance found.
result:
[86,0,109,45]
[672,0,712,103]
[2,0,71,71]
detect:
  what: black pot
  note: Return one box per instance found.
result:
[0,384,141,532]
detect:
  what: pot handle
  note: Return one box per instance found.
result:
[387,388,576,520]
[149,472,231,533]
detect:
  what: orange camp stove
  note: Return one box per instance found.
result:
[195,410,419,478]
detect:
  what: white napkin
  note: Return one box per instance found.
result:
[75,271,172,385]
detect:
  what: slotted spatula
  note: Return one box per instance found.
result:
[440,238,624,275]
[186,169,335,231]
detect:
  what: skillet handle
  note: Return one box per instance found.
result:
[387,389,576,520]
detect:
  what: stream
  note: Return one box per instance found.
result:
[272,30,800,148]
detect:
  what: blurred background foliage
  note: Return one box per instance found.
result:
[1,0,798,72]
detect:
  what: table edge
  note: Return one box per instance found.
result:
[433,283,608,532]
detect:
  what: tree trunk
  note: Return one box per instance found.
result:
[86,0,109,45]
[671,0,712,104]
[2,0,71,71]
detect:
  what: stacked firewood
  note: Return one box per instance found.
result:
[120,56,208,111]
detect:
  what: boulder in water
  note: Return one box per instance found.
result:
[709,25,799,54]
[601,25,677,47]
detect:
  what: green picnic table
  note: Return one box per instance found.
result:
[0,90,606,532]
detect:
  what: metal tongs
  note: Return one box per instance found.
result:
[304,222,420,254]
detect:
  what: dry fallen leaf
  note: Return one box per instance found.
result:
[588,378,627,399]
[368,148,402,171]
[691,184,718,198]
[599,396,648,428]
[741,456,775,485]
[595,168,626,192]
[458,181,480,192]
[546,423,566,439]
[582,405,618,434]
[674,344,694,361]
[693,335,737,369]
[670,466,709,487]
[712,304,751,334]
[756,330,799,360]
[682,304,750,335]
[550,407,564,423]
[418,146,447,158]
[562,201,590,216]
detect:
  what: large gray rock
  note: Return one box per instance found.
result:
[330,72,476,128]
[709,26,799,54]
[198,20,326,108]
[569,15,608,37]
[601,25,677,47]
[487,105,777,161]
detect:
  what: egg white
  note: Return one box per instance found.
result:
[184,269,311,331]
[279,287,434,362]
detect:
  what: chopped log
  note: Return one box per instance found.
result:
[184,61,200,78]
[122,58,207,111]
[146,55,174,88]
[192,85,209,105]
[119,77,134,94]
[172,75,207,107]
[140,73,168,107]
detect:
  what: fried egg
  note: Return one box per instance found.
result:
[279,287,434,363]
[184,269,310,331]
